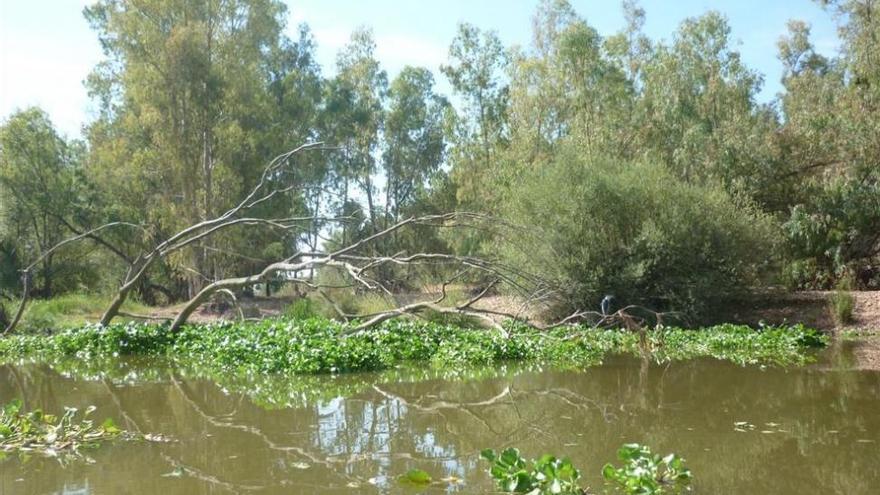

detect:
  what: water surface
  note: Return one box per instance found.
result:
[1,351,878,494]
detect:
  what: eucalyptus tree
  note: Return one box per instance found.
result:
[505,0,634,171]
[638,11,779,195]
[440,22,509,209]
[0,109,84,298]
[778,0,880,287]
[323,27,387,242]
[83,0,304,296]
[383,67,449,225]
[242,24,325,277]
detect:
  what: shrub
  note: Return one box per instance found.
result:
[828,275,855,326]
[783,179,880,289]
[284,298,318,320]
[501,151,777,320]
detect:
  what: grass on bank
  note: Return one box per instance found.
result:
[0,317,828,376]
[1,293,154,333]
[827,274,856,326]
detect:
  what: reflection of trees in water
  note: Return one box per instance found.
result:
[1,359,878,494]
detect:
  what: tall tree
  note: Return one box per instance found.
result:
[441,22,509,208]
[323,27,387,242]
[638,11,778,193]
[779,1,880,287]
[0,109,83,297]
[382,67,449,225]
[84,0,309,296]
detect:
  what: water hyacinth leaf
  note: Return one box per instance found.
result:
[500,448,523,467]
[101,418,120,434]
[481,448,497,462]
[399,469,432,485]
[0,319,826,382]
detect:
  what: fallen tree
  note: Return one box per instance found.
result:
[3,142,661,337]
[97,142,331,327]
[166,212,542,333]
[2,144,329,335]
[2,222,141,335]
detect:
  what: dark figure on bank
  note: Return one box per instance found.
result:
[601,295,615,316]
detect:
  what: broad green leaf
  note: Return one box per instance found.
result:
[399,469,432,485]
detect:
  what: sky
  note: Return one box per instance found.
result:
[0,0,841,139]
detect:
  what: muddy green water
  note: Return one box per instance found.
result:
[1,348,878,494]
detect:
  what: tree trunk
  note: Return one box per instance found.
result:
[0,301,9,330]
[99,256,156,326]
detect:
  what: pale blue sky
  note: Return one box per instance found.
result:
[1,1,840,138]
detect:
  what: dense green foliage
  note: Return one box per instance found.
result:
[601,444,693,494]
[2,0,878,321]
[481,444,692,494]
[482,447,585,494]
[503,153,775,316]
[0,318,826,375]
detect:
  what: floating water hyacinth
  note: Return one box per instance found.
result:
[0,399,171,463]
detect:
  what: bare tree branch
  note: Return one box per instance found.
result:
[98,143,329,326]
[165,213,526,333]
[3,222,142,335]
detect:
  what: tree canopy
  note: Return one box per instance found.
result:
[2,0,878,321]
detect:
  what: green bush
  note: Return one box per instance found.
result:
[783,179,880,289]
[284,298,318,320]
[828,276,855,326]
[501,151,777,319]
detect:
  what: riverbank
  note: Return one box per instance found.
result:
[7,290,879,368]
[0,318,827,375]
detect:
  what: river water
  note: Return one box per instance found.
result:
[1,347,878,494]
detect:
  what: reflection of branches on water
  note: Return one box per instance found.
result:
[525,388,619,424]
[373,383,518,435]
[101,379,143,433]
[159,453,266,492]
[369,382,598,454]
[167,373,349,472]
[99,378,271,493]
[371,383,526,453]
[371,384,511,412]
[5,364,29,410]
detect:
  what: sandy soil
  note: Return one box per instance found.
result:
[850,333,880,371]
